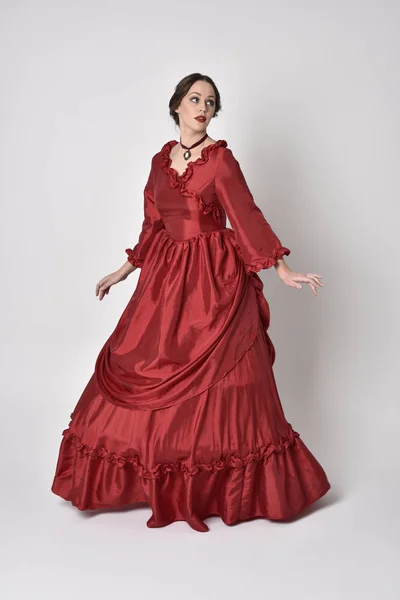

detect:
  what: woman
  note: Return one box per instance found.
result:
[51,72,331,532]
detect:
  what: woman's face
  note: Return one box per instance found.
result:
[175,80,216,133]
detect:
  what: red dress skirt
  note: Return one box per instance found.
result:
[51,139,331,532]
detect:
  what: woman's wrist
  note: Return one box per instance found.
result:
[119,260,137,278]
[274,258,290,275]
[274,257,287,269]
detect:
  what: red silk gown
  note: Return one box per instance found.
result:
[51,139,331,532]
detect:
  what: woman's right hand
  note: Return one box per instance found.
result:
[95,268,131,301]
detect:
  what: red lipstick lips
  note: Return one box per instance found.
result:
[195,116,206,122]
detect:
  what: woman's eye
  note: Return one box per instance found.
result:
[190,97,215,106]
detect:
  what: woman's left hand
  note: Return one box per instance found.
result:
[276,264,324,296]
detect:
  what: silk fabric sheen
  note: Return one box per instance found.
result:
[96,140,290,410]
[51,140,330,531]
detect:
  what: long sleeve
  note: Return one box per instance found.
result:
[125,157,164,268]
[215,148,291,273]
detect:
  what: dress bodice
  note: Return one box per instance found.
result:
[154,139,228,240]
[125,138,290,274]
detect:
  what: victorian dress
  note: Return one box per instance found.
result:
[51,139,331,532]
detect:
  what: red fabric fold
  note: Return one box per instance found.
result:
[96,228,262,411]
[52,323,330,532]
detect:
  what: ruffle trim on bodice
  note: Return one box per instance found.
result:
[61,424,300,480]
[160,139,228,226]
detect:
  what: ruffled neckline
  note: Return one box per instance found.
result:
[160,139,228,182]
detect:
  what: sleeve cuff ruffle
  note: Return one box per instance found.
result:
[245,246,291,273]
[125,248,143,268]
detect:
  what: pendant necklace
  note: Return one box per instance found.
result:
[180,133,209,161]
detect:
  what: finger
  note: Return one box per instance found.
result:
[294,274,314,283]
[96,280,106,295]
[313,277,324,287]
[309,275,323,286]
[303,274,321,286]
[308,276,323,287]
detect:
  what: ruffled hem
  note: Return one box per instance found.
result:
[160,139,228,226]
[58,424,300,478]
[51,424,331,532]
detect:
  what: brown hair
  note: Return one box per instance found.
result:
[169,73,222,126]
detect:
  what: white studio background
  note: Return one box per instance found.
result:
[1,1,398,599]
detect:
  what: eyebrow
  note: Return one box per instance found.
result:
[189,91,216,98]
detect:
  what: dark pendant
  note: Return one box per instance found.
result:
[180,133,208,161]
